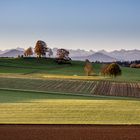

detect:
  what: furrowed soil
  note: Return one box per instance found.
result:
[0,78,140,98]
[0,125,140,140]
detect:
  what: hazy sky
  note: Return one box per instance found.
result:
[0,0,140,51]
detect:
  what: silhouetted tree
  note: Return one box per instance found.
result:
[56,49,71,64]
[56,49,70,59]
[34,40,48,58]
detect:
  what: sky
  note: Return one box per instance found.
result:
[0,0,140,51]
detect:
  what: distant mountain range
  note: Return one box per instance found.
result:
[108,49,140,61]
[0,48,140,62]
[52,48,95,57]
[72,52,117,62]
[71,49,140,62]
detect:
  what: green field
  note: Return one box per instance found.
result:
[0,89,140,124]
[0,58,139,124]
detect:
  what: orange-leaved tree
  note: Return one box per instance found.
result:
[24,47,33,57]
[101,64,110,76]
[34,40,48,58]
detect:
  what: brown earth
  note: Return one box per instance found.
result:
[0,125,140,140]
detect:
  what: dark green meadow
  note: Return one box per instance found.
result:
[0,57,139,82]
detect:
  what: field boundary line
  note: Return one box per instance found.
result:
[0,88,138,100]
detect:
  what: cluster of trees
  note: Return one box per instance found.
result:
[115,60,140,68]
[84,59,121,77]
[84,59,122,77]
[95,60,140,68]
[24,40,71,63]
[24,40,53,58]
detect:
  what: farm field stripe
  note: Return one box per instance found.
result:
[0,78,139,98]
[0,88,138,100]
[0,88,97,98]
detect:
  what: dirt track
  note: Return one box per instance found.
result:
[0,125,140,140]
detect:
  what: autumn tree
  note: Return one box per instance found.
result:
[84,59,94,76]
[24,47,33,57]
[34,40,48,58]
[101,63,121,77]
[101,64,110,76]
